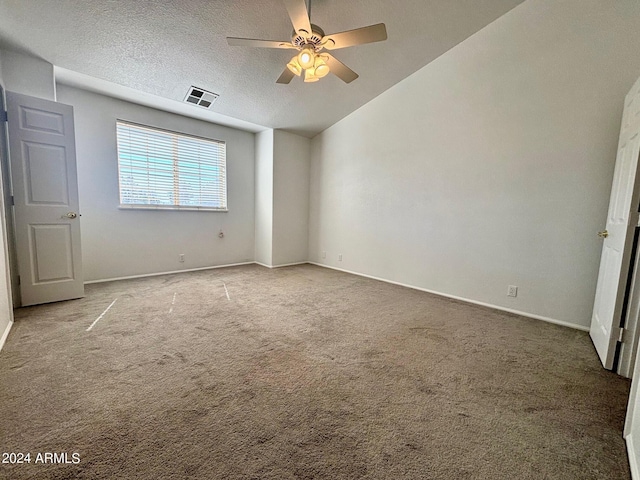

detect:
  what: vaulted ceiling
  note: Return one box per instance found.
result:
[0,0,525,137]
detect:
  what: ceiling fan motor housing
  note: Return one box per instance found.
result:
[292,24,325,50]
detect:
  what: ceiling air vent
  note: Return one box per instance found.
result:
[184,86,219,109]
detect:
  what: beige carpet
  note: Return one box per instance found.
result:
[0,264,631,479]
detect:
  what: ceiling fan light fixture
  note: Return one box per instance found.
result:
[304,68,320,83]
[287,56,302,76]
[226,0,388,85]
[313,55,330,78]
[298,45,315,69]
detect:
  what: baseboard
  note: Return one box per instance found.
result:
[84,259,589,332]
[308,262,590,332]
[627,433,639,480]
[84,261,256,284]
[274,261,309,268]
[255,261,309,269]
[0,320,13,352]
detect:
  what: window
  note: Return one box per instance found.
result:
[116,121,227,211]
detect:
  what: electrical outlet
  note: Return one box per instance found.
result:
[507,285,518,297]
[338,254,343,261]
[322,251,326,259]
[179,254,185,263]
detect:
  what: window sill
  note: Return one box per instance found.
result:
[119,205,228,212]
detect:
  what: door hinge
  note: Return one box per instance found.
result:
[0,110,6,122]
[618,327,627,343]
[9,196,14,206]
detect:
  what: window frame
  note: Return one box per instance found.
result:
[116,120,228,212]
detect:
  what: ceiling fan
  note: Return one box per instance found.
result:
[227,0,387,84]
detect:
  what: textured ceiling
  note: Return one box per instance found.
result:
[0,0,525,137]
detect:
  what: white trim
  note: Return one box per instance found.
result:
[273,261,309,268]
[118,205,228,212]
[84,261,255,284]
[308,262,590,332]
[84,259,590,332]
[255,261,309,269]
[0,320,13,352]
[627,433,640,480]
[254,262,274,269]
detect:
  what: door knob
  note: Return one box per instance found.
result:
[598,230,609,238]
[63,212,78,219]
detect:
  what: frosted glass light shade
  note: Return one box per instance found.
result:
[304,69,319,82]
[314,56,330,78]
[287,56,302,76]
[298,45,315,69]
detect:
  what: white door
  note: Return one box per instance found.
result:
[6,91,83,306]
[590,77,640,370]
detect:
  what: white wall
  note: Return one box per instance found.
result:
[255,129,274,266]
[309,0,640,329]
[0,49,54,100]
[0,49,13,348]
[272,130,310,266]
[254,129,310,267]
[56,84,256,281]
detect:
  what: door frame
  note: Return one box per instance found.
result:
[0,83,17,313]
[619,224,640,378]
[625,332,640,479]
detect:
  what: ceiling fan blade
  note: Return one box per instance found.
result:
[324,54,358,83]
[282,0,312,37]
[276,67,296,84]
[227,37,296,49]
[322,23,387,50]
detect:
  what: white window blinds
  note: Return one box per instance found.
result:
[116,121,227,210]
